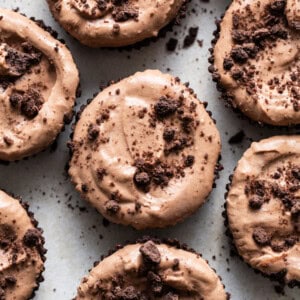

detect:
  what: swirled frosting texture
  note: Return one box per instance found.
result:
[227,136,300,284]
[0,8,79,161]
[69,70,221,229]
[47,0,186,47]
[0,190,45,300]
[213,0,300,126]
[76,241,228,299]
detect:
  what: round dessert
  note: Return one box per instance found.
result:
[75,238,229,299]
[68,70,221,229]
[226,136,300,286]
[211,0,300,126]
[46,0,187,47]
[0,8,79,161]
[0,190,46,299]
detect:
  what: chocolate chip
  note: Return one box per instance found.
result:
[139,241,161,265]
[253,227,271,246]
[87,124,99,141]
[249,196,264,210]
[105,200,120,214]
[154,97,178,119]
[23,229,40,247]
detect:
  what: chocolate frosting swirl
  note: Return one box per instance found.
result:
[47,0,186,47]
[76,241,228,299]
[0,190,45,300]
[69,70,221,229]
[0,8,79,161]
[227,136,300,284]
[213,0,300,126]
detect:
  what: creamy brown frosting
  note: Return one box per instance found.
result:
[76,240,228,299]
[227,136,300,284]
[69,70,221,229]
[0,190,45,300]
[47,0,186,47]
[0,8,79,161]
[213,0,300,126]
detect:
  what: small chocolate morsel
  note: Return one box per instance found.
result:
[105,200,120,214]
[252,227,271,246]
[154,97,178,119]
[162,292,179,300]
[87,124,99,141]
[163,127,175,142]
[249,195,264,210]
[147,271,163,294]
[230,46,249,64]
[223,58,234,70]
[228,130,245,144]
[23,229,40,247]
[134,171,151,188]
[115,286,140,299]
[139,241,161,265]
[184,155,195,167]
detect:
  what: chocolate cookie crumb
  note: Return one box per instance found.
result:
[253,227,271,246]
[139,241,161,265]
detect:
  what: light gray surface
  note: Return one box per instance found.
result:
[0,1,298,299]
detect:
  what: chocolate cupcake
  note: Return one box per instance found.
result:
[69,70,221,229]
[0,190,46,299]
[226,136,300,287]
[46,0,187,47]
[0,8,79,161]
[75,238,229,299]
[210,0,300,126]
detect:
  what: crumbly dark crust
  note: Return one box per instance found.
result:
[0,11,80,164]
[89,236,231,299]
[0,189,47,300]
[223,173,300,290]
[208,5,300,129]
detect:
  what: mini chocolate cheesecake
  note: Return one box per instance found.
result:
[68,70,221,229]
[226,136,300,286]
[0,9,79,161]
[75,238,229,299]
[211,0,300,126]
[47,0,187,47]
[0,190,46,299]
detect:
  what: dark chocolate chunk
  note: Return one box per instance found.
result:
[139,241,161,265]
[166,38,178,52]
[223,58,234,71]
[230,46,249,64]
[147,271,163,294]
[183,27,199,48]
[228,130,245,144]
[163,128,175,142]
[184,155,195,167]
[134,171,151,189]
[105,200,120,214]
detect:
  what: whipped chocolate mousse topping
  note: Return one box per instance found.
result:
[212,0,300,126]
[69,70,221,229]
[0,190,46,299]
[47,0,186,47]
[76,239,228,299]
[227,136,300,285]
[0,9,79,161]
